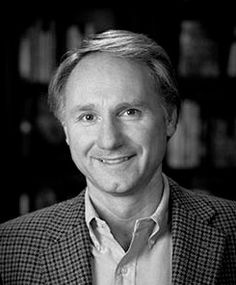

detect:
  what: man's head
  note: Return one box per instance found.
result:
[48,29,180,195]
[48,29,180,124]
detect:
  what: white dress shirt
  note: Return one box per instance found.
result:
[85,173,172,285]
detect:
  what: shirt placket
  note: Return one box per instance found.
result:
[114,219,155,285]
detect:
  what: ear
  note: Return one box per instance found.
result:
[62,124,70,145]
[166,108,178,138]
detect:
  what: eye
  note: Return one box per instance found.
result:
[78,113,97,123]
[121,108,142,118]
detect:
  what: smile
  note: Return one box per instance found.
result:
[95,155,135,165]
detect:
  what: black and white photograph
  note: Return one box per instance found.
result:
[1,2,236,284]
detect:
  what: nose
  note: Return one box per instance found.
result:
[96,117,123,150]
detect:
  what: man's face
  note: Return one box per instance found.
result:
[63,53,175,196]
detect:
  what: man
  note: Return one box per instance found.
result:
[0,30,235,284]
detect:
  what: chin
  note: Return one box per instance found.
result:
[91,177,143,197]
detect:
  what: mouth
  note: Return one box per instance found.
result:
[94,155,136,165]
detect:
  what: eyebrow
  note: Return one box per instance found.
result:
[69,100,149,117]
[69,104,97,117]
[115,100,149,111]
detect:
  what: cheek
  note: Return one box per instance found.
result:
[66,127,90,155]
[141,120,168,157]
[136,117,167,144]
[68,133,92,173]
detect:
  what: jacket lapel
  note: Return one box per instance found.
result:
[39,179,227,284]
[169,179,226,284]
[40,191,93,285]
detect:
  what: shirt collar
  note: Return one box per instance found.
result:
[150,173,170,226]
[85,188,98,229]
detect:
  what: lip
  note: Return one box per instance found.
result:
[93,154,136,165]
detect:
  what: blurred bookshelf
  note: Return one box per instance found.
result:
[2,4,236,222]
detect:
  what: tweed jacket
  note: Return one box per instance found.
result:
[0,177,236,284]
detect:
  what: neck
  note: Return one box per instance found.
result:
[87,171,164,250]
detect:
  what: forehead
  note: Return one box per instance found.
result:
[65,53,155,93]
[62,53,163,118]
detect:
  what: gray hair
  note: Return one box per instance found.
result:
[48,29,180,122]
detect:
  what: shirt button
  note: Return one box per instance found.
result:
[94,242,101,251]
[149,239,155,248]
[100,221,107,227]
[100,246,107,253]
[120,266,128,275]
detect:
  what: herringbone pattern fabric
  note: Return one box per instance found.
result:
[0,177,235,284]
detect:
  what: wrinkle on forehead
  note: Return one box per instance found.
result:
[66,52,156,95]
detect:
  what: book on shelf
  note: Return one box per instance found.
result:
[178,20,220,78]
[167,99,203,168]
[227,26,236,77]
[167,100,236,169]
[210,117,236,167]
[66,25,83,51]
[18,20,56,84]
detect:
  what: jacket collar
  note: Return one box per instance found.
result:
[169,177,226,284]
[169,177,215,221]
[45,191,86,242]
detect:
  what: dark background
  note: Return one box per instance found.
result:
[2,1,236,222]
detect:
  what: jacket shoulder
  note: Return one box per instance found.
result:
[0,191,86,283]
[0,191,85,246]
[169,177,236,234]
[196,192,236,232]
